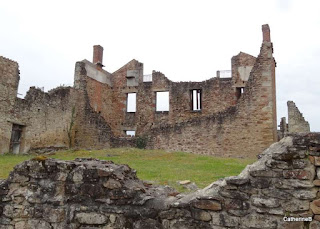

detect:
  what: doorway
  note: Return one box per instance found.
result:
[9,124,24,154]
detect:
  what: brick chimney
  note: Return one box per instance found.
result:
[93,45,104,69]
[262,24,271,42]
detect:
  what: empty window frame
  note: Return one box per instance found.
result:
[236,87,244,100]
[156,91,169,112]
[125,130,136,137]
[190,89,202,111]
[127,93,136,112]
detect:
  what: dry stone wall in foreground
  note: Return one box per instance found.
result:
[1,133,320,228]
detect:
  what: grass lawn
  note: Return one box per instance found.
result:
[0,148,255,192]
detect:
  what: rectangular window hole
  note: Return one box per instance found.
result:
[190,89,202,111]
[127,93,136,112]
[125,130,136,137]
[156,91,169,112]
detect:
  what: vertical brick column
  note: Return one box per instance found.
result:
[93,45,104,69]
[262,24,271,42]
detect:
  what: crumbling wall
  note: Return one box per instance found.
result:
[147,33,277,158]
[0,60,114,153]
[1,133,320,228]
[0,57,20,154]
[107,62,236,136]
[10,87,76,153]
[73,62,113,149]
[278,101,310,140]
[1,24,278,157]
[231,51,256,89]
[288,101,310,133]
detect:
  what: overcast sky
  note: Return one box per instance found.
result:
[1,0,319,131]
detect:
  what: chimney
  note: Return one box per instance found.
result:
[262,24,271,42]
[93,45,104,69]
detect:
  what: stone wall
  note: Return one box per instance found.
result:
[10,87,76,153]
[1,133,320,228]
[0,60,115,153]
[278,101,310,140]
[74,25,277,157]
[72,62,113,149]
[288,101,310,133]
[147,37,277,158]
[1,24,278,157]
[0,57,20,154]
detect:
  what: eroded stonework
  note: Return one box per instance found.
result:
[0,25,278,157]
[278,101,310,140]
[1,133,320,228]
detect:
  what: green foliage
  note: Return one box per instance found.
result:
[135,135,148,149]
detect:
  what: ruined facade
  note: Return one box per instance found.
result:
[0,25,278,157]
[1,133,320,228]
[278,101,310,140]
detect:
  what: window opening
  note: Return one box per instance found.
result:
[127,93,136,112]
[143,74,152,82]
[191,89,202,111]
[236,87,244,100]
[125,130,136,137]
[156,91,169,112]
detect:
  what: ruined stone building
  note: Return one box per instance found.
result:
[0,25,280,157]
[278,101,310,139]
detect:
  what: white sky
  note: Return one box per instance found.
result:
[1,0,319,131]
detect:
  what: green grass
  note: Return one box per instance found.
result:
[0,148,255,192]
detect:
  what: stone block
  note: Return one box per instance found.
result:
[219,190,250,200]
[283,169,313,180]
[211,212,239,227]
[191,209,211,222]
[240,213,277,229]
[275,179,314,189]
[283,199,310,212]
[261,188,290,200]
[265,159,290,169]
[291,188,317,200]
[313,179,320,186]
[309,156,315,164]
[317,168,320,179]
[272,150,305,161]
[250,169,280,177]
[292,159,310,169]
[103,178,122,190]
[250,177,271,189]
[224,199,250,210]
[251,196,279,208]
[310,220,320,229]
[192,199,222,211]
[75,212,107,225]
[313,156,320,166]
[314,214,320,221]
[225,176,249,185]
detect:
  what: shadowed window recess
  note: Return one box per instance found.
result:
[190,89,202,111]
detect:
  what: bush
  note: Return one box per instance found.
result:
[136,136,148,149]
